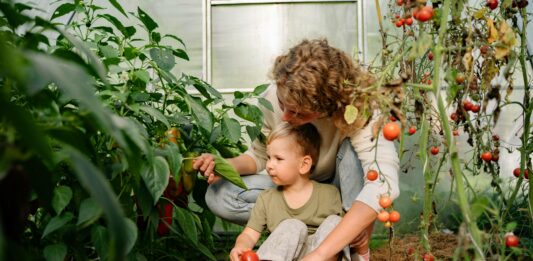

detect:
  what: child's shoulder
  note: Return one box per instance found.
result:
[313,181,340,195]
[258,186,283,199]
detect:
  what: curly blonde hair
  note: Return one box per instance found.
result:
[272,39,375,133]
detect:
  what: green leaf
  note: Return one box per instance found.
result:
[163,34,186,48]
[77,198,103,226]
[52,186,72,215]
[137,7,158,32]
[42,212,73,239]
[44,243,67,261]
[213,155,247,189]
[140,156,170,205]
[222,115,241,143]
[98,14,135,38]
[139,106,170,129]
[172,48,189,61]
[162,143,183,179]
[99,45,119,58]
[196,242,216,261]
[258,97,273,111]
[246,126,261,142]
[133,70,150,83]
[149,48,175,71]
[91,225,109,259]
[185,95,213,135]
[234,103,263,124]
[68,149,130,260]
[174,207,198,244]
[123,218,138,254]
[253,84,269,95]
[190,77,222,99]
[470,197,489,220]
[51,3,76,20]
[151,31,161,43]
[108,0,128,17]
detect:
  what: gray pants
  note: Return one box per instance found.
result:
[256,215,351,261]
[205,139,364,225]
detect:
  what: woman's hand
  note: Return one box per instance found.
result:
[193,153,221,184]
[229,247,251,261]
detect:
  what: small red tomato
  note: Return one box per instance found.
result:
[463,100,473,111]
[367,170,379,181]
[396,0,404,6]
[379,196,393,209]
[480,45,489,54]
[505,234,519,248]
[426,79,432,84]
[240,250,259,261]
[396,20,404,27]
[383,122,401,141]
[416,6,434,22]
[430,146,439,155]
[455,73,466,84]
[377,210,389,222]
[452,130,459,136]
[491,154,499,162]
[405,17,413,26]
[513,168,529,179]
[428,51,434,60]
[389,115,397,121]
[481,151,492,162]
[471,104,480,113]
[492,134,500,141]
[389,210,401,223]
[395,14,401,19]
[486,0,499,10]
[423,253,435,261]
[408,126,416,135]
[450,112,458,121]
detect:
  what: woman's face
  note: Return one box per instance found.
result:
[277,94,322,126]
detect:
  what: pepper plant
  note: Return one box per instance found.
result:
[0,0,267,260]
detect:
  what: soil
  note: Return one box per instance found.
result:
[372,233,457,261]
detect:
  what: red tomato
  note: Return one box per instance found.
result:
[396,0,404,6]
[505,234,519,248]
[513,168,529,179]
[240,250,259,261]
[481,152,492,162]
[389,210,401,223]
[426,79,432,84]
[463,100,473,111]
[471,104,480,113]
[405,17,413,26]
[383,122,401,141]
[450,112,458,122]
[377,210,389,222]
[427,51,434,60]
[389,115,397,122]
[408,126,416,135]
[379,196,393,209]
[430,146,439,155]
[486,0,499,10]
[416,6,434,22]
[455,73,466,84]
[480,45,489,54]
[492,134,500,141]
[367,170,379,181]
[491,154,499,162]
[423,253,435,261]
[452,130,459,136]
[396,20,404,27]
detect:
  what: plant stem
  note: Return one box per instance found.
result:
[501,6,533,227]
[431,0,484,258]
[419,111,432,252]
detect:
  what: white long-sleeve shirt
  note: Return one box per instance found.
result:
[244,84,400,212]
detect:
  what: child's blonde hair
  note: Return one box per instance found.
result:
[267,122,321,168]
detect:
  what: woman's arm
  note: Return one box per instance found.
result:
[301,201,377,260]
[230,227,261,261]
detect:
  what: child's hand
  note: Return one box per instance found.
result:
[229,246,251,261]
[193,153,221,184]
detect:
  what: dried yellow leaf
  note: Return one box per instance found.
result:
[344,105,358,124]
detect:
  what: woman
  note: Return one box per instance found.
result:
[194,39,400,260]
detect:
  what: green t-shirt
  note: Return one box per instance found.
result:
[246,181,343,235]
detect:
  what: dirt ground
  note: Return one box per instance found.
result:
[372,233,457,261]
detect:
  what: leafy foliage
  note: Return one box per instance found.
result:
[0,1,266,260]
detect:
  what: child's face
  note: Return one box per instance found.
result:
[265,135,308,186]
